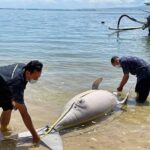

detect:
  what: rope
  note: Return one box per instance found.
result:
[41,102,75,137]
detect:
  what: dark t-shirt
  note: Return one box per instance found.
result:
[120,56,150,79]
[0,63,28,104]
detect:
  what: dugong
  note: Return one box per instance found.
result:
[50,78,128,131]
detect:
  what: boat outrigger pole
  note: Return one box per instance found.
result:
[109,14,150,36]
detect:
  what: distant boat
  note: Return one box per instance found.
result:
[144,2,150,5]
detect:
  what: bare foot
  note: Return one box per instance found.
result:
[0,126,12,135]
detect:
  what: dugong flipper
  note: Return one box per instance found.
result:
[92,78,103,90]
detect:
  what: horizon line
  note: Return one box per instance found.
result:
[0,5,145,11]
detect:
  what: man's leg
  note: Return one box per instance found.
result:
[135,78,150,103]
[0,110,12,132]
[0,75,13,131]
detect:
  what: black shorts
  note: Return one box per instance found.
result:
[0,75,13,111]
[0,100,13,111]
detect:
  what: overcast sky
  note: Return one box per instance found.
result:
[0,0,147,9]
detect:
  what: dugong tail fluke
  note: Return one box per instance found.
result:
[116,94,129,104]
[92,78,103,90]
[116,85,133,104]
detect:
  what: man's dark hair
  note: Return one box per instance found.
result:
[24,60,43,73]
[111,56,119,64]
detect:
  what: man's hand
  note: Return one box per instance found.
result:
[117,86,123,92]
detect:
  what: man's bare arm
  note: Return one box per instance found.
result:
[13,101,40,142]
[117,74,129,91]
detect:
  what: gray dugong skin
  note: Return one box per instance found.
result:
[55,90,118,130]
